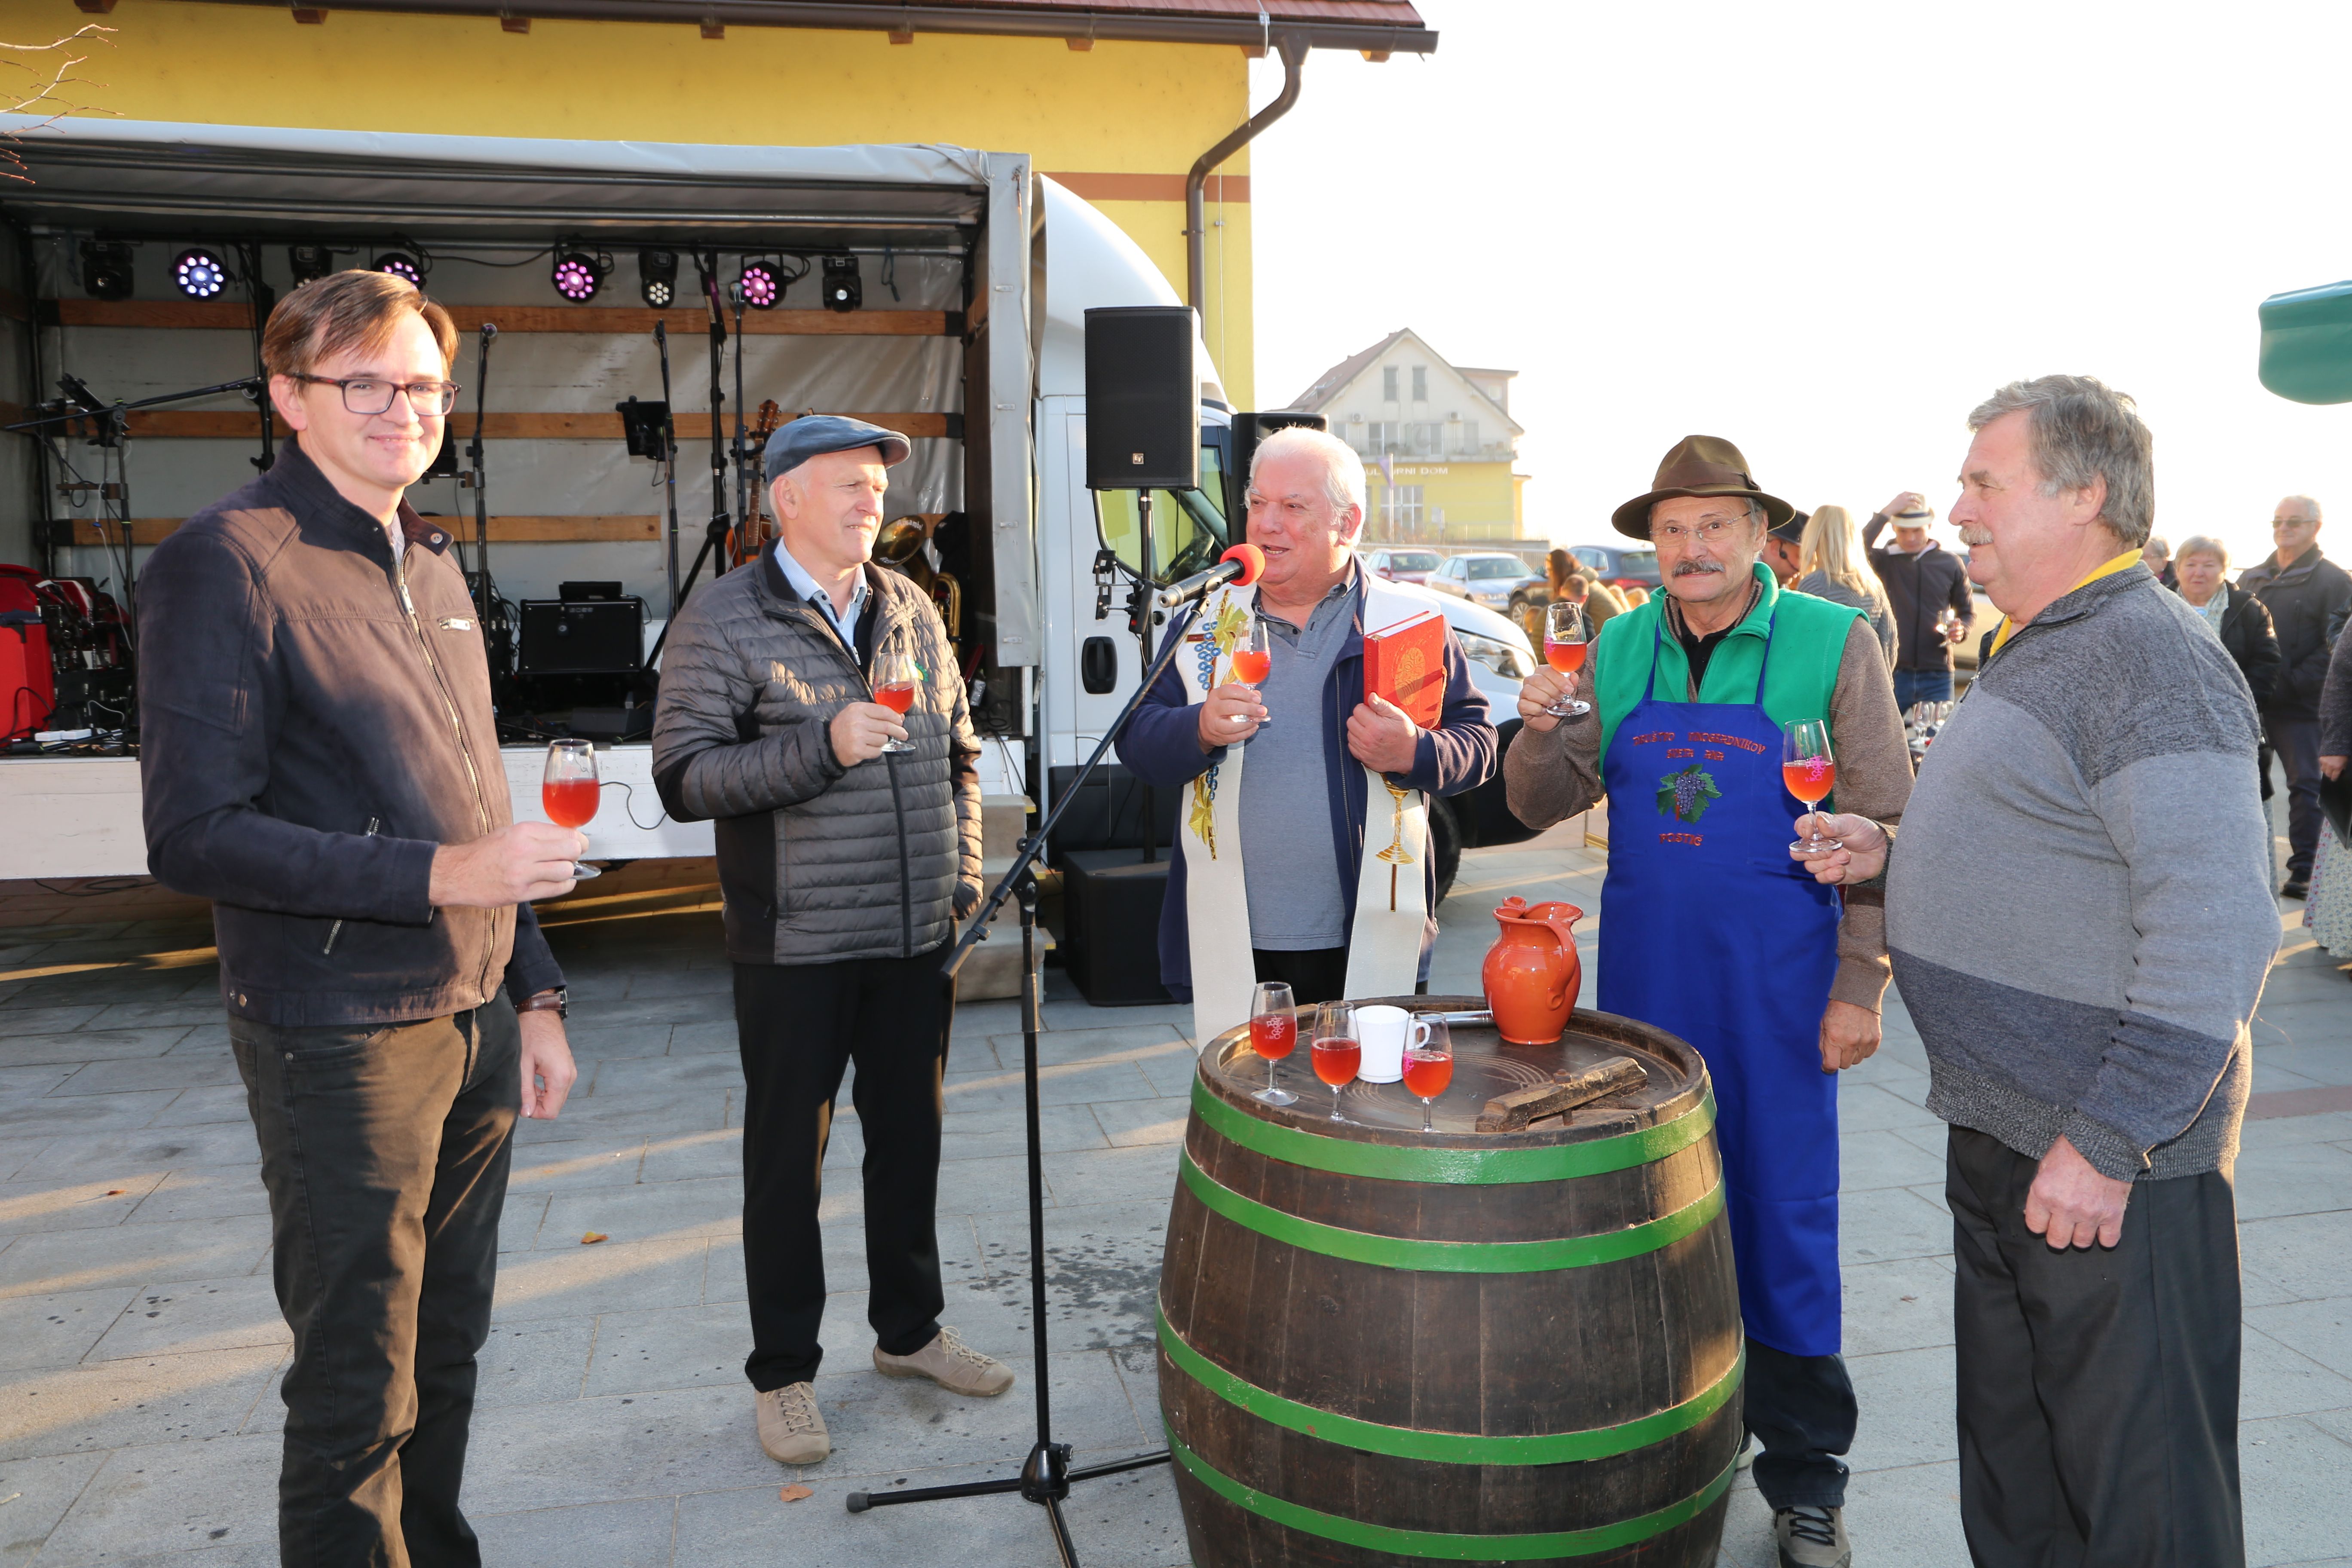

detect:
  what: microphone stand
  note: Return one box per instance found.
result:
[642,264,738,671]
[655,319,682,618]
[847,534,1220,1565]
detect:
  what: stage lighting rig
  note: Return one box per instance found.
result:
[638,248,679,308]
[288,245,332,285]
[80,241,134,301]
[551,248,609,303]
[822,254,861,313]
[374,251,423,288]
[737,258,781,310]
[173,248,229,300]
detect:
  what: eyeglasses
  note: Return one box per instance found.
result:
[1652,516,1747,546]
[290,374,460,416]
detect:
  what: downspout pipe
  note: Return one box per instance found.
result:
[1187,33,1308,322]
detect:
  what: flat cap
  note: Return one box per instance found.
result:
[1768,509,1809,544]
[763,413,910,476]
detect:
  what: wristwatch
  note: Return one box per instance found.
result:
[518,987,568,1021]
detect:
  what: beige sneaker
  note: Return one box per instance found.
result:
[872,1326,1015,1396]
[755,1382,830,1465]
[1774,1505,1850,1568]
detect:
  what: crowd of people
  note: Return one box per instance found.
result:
[120,264,2337,1568]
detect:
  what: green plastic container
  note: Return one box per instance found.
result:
[2259,280,2352,404]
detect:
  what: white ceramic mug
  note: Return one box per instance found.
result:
[1356,1005,1432,1084]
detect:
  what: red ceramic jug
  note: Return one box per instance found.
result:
[1482,897,1585,1045]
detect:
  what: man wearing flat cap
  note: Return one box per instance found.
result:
[653,415,1003,1471]
[1505,437,1912,1568]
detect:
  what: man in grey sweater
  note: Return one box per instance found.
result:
[1803,377,2275,1567]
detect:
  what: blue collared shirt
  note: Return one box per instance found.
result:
[773,539,869,648]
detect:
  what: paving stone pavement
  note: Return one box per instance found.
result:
[1,785,2347,1566]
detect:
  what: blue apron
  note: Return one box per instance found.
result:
[1597,608,1844,1357]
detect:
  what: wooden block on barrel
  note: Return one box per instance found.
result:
[1475,1054,1647,1132]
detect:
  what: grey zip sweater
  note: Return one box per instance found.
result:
[1886,563,2277,1181]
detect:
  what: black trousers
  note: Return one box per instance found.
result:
[734,950,955,1390]
[1251,946,1429,1007]
[2266,715,2324,879]
[227,996,519,1568]
[1744,1336,1856,1510]
[1946,1126,2244,1568]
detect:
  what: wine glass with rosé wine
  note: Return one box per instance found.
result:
[1249,981,1298,1106]
[1402,1016,1453,1133]
[1543,600,1592,718]
[871,650,920,754]
[542,738,602,881]
[1228,616,1272,732]
[1310,1000,1361,1124]
[1783,718,1837,856]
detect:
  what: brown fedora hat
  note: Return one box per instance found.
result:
[1611,434,1794,540]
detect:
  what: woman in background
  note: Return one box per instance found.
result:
[2174,536,2278,708]
[1797,505,1896,668]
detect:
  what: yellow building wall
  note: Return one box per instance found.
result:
[1366,461,1520,544]
[7,0,1258,401]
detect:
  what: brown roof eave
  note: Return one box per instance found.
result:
[180,0,1439,51]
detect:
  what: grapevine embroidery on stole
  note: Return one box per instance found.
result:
[1187,596,1252,858]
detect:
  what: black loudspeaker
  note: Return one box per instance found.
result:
[1058,848,1174,1005]
[518,597,645,675]
[1227,409,1329,520]
[1084,306,1198,490]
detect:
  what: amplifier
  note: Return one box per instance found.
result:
[518,597,644,675]
[1058,848,1174,1006]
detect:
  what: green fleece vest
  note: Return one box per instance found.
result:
[1594,564,1862,762]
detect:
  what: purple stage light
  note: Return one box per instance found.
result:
[375,252,423,288]
[173,248,228,300]
[738,260,781,309]
[551,251,602,303]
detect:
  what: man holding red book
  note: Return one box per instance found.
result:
[1117,426,1496,1037]
[1504,435,1913,1568]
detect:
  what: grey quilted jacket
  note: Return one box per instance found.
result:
[651,550,982,965]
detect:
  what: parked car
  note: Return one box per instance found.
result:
[1425,551,1544,618]
[1562,542,1663,592]
[1373,579,1543,900]
[1364,547,1444,586]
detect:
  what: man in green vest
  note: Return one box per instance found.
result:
[1504,436,1912,1568]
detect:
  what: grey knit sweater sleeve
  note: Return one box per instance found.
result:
[1886,570,2277,1182]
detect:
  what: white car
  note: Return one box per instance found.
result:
[1424,551,1546,616]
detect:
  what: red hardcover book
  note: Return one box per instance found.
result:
[1363,608,1448,728]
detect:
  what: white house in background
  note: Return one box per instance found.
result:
[1286,329,1528,544]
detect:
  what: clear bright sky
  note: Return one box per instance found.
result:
[1247,0,2352,573]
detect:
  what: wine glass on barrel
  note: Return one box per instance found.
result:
[872,650,920,754]
[1543,600,1592,718]
[1310,1000,1360,1124]
[1248,981,1297,1106]
[542,738,602,881]
[1783,718,1837,855]
[1403,1017,1453,1133]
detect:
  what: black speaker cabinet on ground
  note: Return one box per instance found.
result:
[518,597,644,675]
[1084,306,1198,491]
[1058,848,1174,1006]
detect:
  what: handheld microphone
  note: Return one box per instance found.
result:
[1153,542,1267,610]
[481,322,499,340]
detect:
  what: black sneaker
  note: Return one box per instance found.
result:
[1775,1504,1851,1568]
[2283,879,2310,900]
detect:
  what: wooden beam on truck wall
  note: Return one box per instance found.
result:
[51,515,663,546]
[43,300,962,337]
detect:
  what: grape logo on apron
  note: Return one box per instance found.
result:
[1657,763,1721,823]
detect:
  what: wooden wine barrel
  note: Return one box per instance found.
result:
[1158,998,1741,1567]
